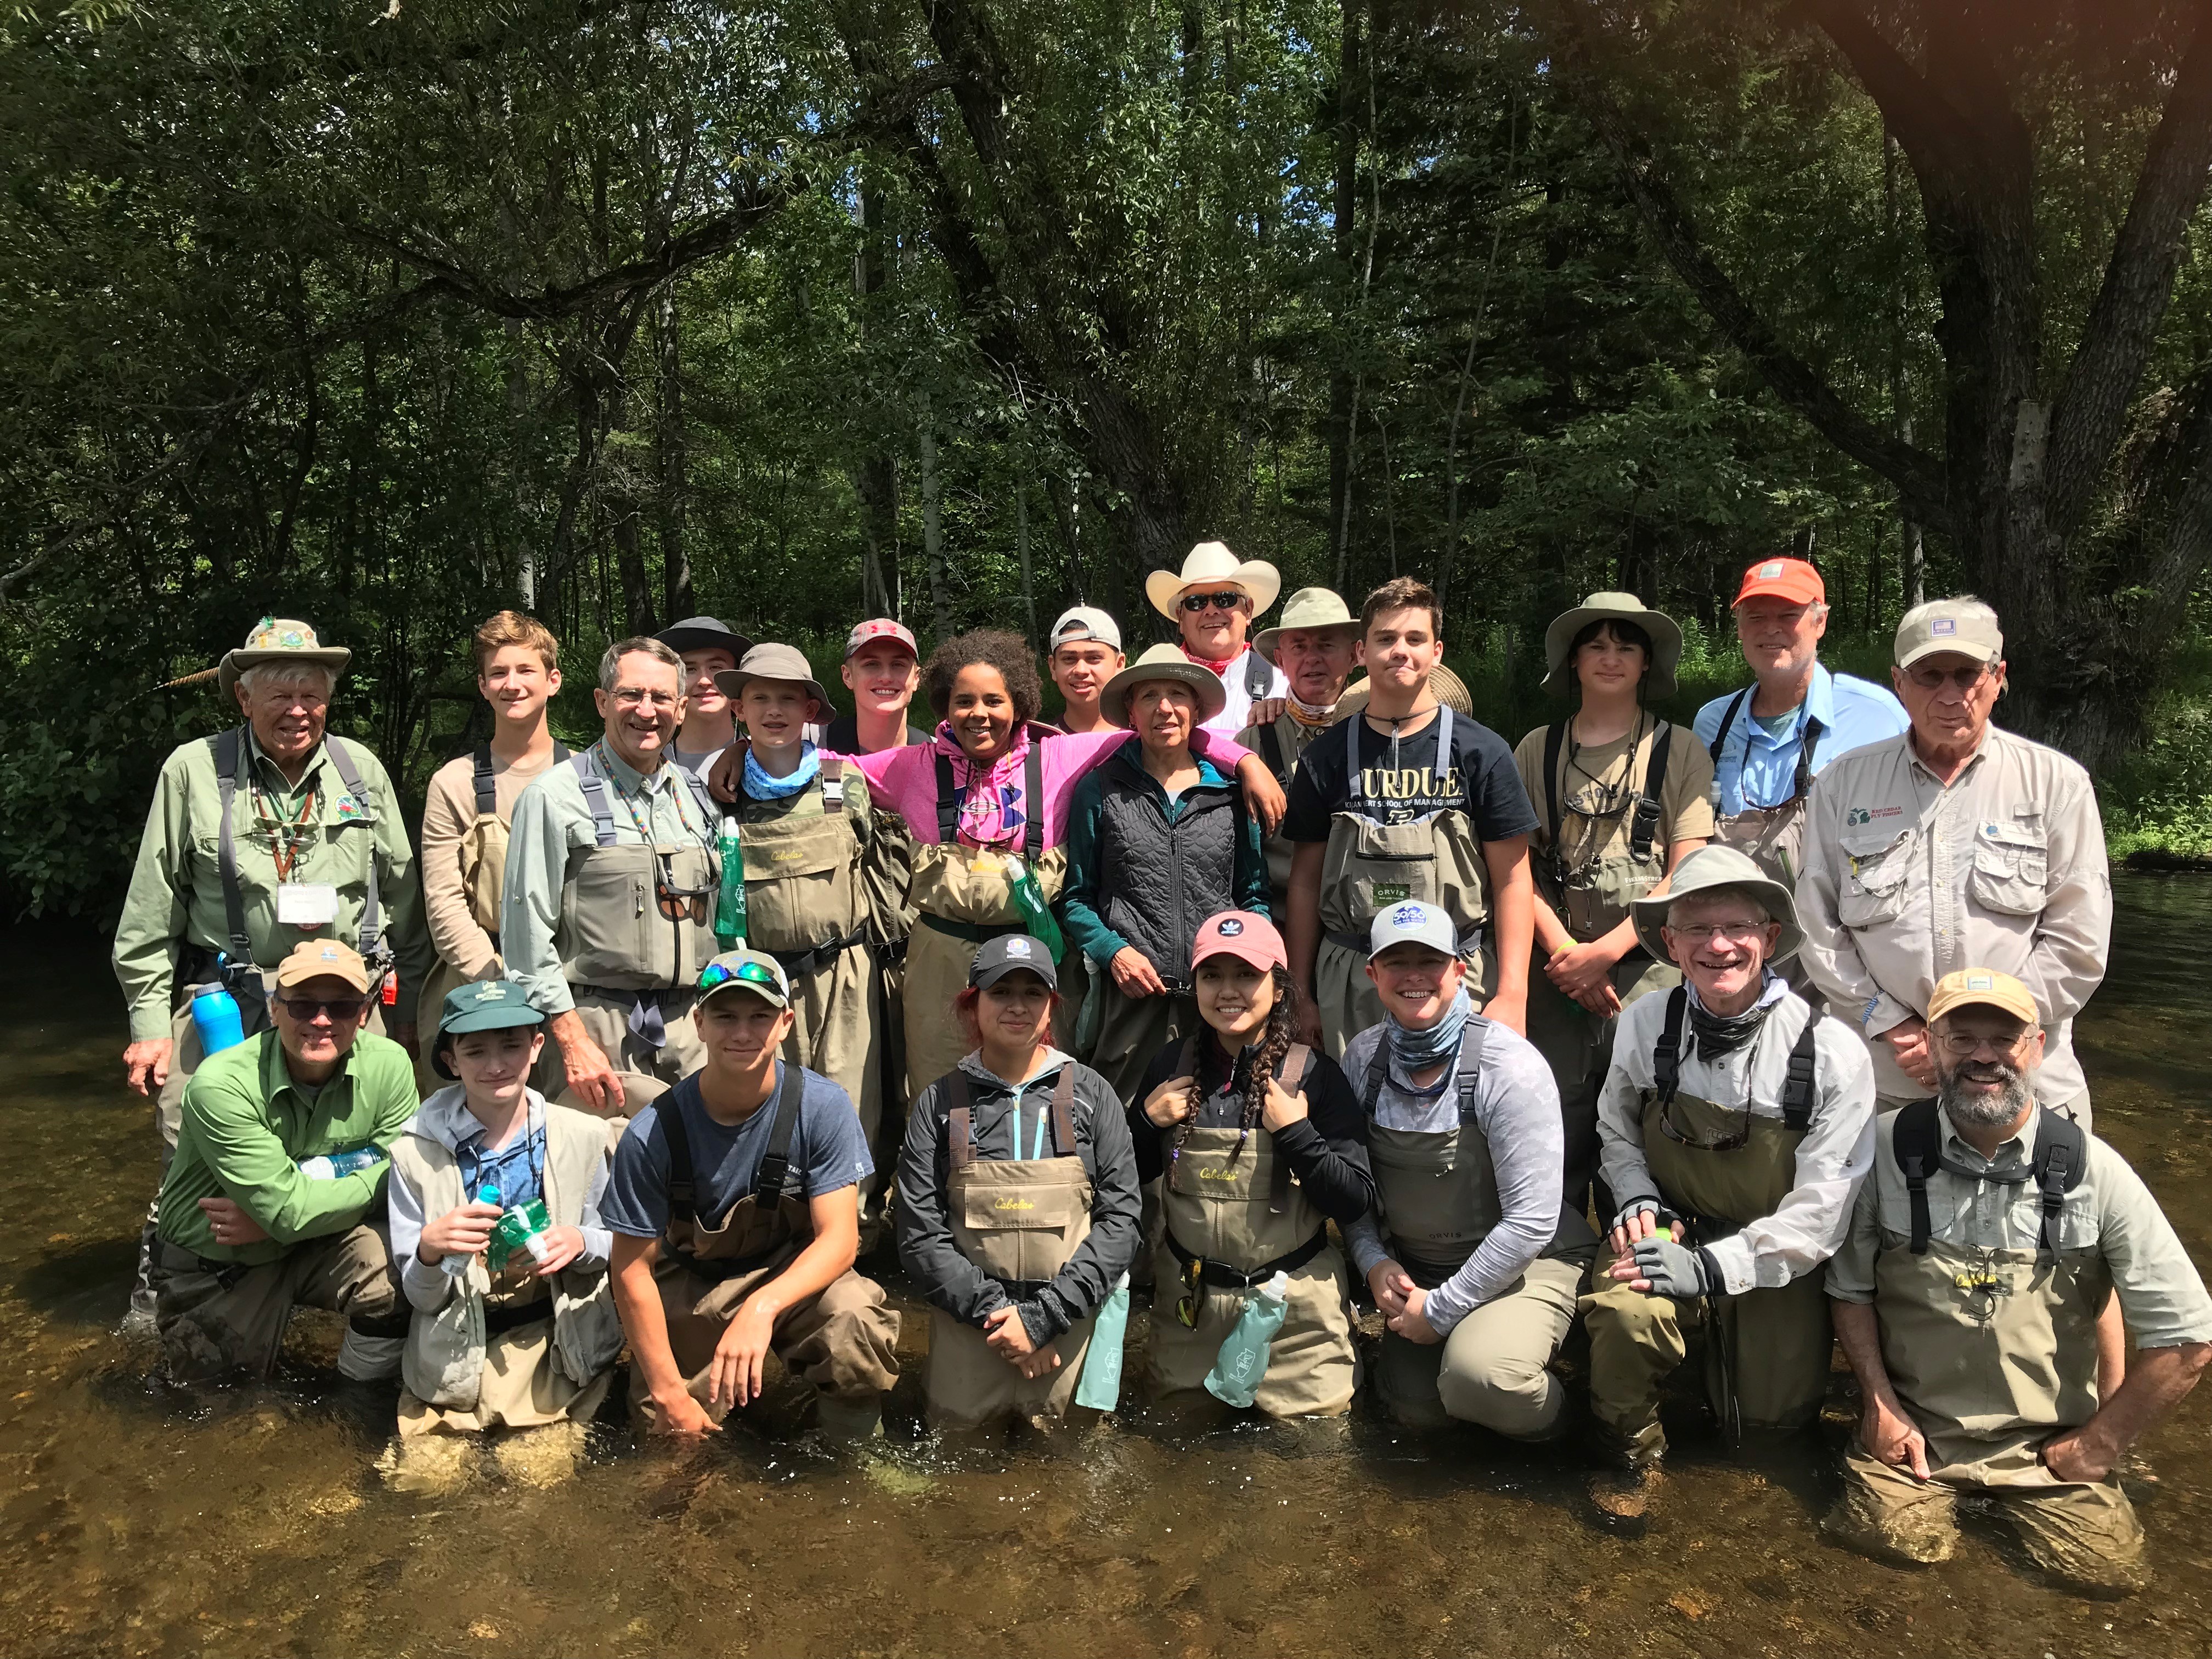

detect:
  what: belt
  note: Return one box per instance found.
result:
[765,928,869,981]
[483,1297,554,1338]
[1165,1226,1328,1289]
[154,1237,251,1287]
[917,912,1026,945]
[871,938,910,967]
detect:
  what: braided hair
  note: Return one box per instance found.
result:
[1171,965,1307,1165]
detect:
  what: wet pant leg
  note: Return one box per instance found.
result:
[1579,1262,1683,1462]
[153,1223,399,1383]
[1826,1441,1961,1564]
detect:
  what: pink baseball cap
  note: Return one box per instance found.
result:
[1190,910,1286,975]
[844,618,918,660]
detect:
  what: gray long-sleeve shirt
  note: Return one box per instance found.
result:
[1340,1018,1565,1334]
[895,1050,1143,1345]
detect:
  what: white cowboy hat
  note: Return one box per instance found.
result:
[1144,541,1282,621]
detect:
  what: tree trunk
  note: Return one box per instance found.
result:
[654,287,693,622]
[1015,479,1038,645]
[1327,0,1362,589]
[919,392,950,639]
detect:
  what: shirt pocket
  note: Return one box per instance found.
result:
[1837,827,1915,929]
[1968,817,2049,917]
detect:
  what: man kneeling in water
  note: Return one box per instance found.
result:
[1341,901,1593,1435]
[603,950,900,1438]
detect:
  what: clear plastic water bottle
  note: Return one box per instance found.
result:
[1204,1270,1291,1407]
[190,982,246,1057]
[715,815,748,949]
[298,1147,381,1181]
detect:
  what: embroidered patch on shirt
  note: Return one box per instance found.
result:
[334,794,365,820]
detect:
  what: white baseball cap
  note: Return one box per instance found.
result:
[1367,900,1459,961]
[1050,605,1122,652]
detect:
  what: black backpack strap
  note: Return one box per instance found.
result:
[1023,739,1045,864]
[660,1090,698,1223]
[1359,1040,1390,1115]
[1891,1097,1942,1257]
[2030,1109,2089,1259]
[946,1070,973,1172]
[1792,716,1825,805]
[1050,1063,1078,1156]
[213,727,256,969]
[473,742,497,817]
[1245,647,1273,699]
[571,751,618,847]
[1542,719,1566,855]
[1709,688,1751,769]
[1255,720,1288,786]
[1455,1017,1491,1125]
[323,737,383,964]
[1779,1006,1819,1131]
[1651,986,1689,1107]
[934,751,960,843]
[1269,1042,1311,1216]
[751,1060,806,1203]
[1628,720,1672,864]
[820,754,847,814]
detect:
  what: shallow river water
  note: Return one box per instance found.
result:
[4,875,2210,1656]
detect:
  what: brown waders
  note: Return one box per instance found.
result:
[1315,708,1494,1057]
[631,1064,899,1431]
[1527,718,1683,1212]
[926,1067,1099,1427]
[1357,1028,1596,1435]
[1581,992,1831,1464]
[1147,1045,1358,1417]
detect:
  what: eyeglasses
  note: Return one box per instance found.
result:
[1656,1096,1752,1153]
[1906,662,1994,692]
[612,687,681,709]
[278,996,371,1023]
[1666,922,1769,946]
[700,958,785,995]
[1180,591,1246,613]
[1936,1030,2030,1057]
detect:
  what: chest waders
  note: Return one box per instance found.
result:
[1706,690,1824,889]
[1538,718,1673,943]
[1877,1101,2106,1460]
[928,1066,1101,1425]
[1637,988,1829,1438]
[465,740,571,939]
[1146,1041,1359,1417]
[1315,707,1493,1053]
[902,736,1068,1099]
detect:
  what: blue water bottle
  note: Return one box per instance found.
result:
[190,983,246,1057]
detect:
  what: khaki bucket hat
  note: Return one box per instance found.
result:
[1255,586,1359,662]
[712,642,833,715]
[217,617,352,701]
[1144,540,1283,620]
[1630,844,1802,964]
[1101,643,1229,728]
[1542,592,1683,700]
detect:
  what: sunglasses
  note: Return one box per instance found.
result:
[656,853,713,924]
[278,996,371,1023]
[1180,591,1245,613]
[699,958,785,995]
[1656,1097,1751,1153]
[1175,1256,1205,1329]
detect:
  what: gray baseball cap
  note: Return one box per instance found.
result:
[1368,900,1460,961]
[1895,597,2004,669]
[1050,606,1122,653]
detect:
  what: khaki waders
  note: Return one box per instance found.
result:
[1147,1045,1359,1418]
[152,1223,404,1384]
[1315,707,1494,1058]
[632,1065,899,1429]
[926,1067,1100,1427]
[1581,996,1831,1462]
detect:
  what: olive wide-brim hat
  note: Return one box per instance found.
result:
[217,617,352,702]
[1101,643,1229,729]
[712,642,833,715]
[1254,586,1359,662]
[1630,844,1803,964]
[1541,591,1683,701]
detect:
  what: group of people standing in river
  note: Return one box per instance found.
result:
[110,540,2210,1592]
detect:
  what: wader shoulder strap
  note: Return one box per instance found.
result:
[213,727,256,968]
[1343,710,1364,811]
[752,1060,806,1204]
[820,754,846,813]
[1628,720,1673,864]
[324,737,383,963]
[1652,986,1689,1107]
[1455,1017,1491,1126]
[676,764,720,842]
[946,1071,973,1172]
[660,1091,698,1222]
[571,751,618,848]
[1359,1042,1389,1114]
[1269,1042,1312,1215]
[1023,741,1045,864]
[934,751,959,843]
[473,743,497,817]
[1793,717,1825,804]
[2030,1110,2089,1259]
[1779,1008,1819,1131]
[1244,647,1273,699]
[1708,689,1751,768]
[1255,720,1288,786]
[1542,720,1566,853]
[1051,1063,1077,1156]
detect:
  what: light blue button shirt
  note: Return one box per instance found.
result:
[1692,661,1909,815]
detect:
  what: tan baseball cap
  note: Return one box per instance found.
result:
[1895,597,2004,669]
[1927,968,2040,1028]
[272,939,373,993]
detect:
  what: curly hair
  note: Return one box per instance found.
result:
[1172,965,1308,1166]
[924,628,1045,727]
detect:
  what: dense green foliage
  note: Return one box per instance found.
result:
[2,0,2208,917]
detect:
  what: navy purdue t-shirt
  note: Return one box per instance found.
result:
[1282,709,1538,842]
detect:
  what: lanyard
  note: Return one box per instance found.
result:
[461,1118,544,1207]
[251,772,320,883]
[596,742,697,843]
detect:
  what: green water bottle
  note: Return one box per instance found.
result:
[715,814,747,949]
[1006,855,1066,963]
[487,1195,552,1272]
[1204,1270,1291,1407]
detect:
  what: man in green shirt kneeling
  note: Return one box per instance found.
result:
[150,941,416,1384]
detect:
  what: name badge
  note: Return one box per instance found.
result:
[277,883,341,928]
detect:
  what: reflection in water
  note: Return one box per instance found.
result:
[3,879,2210,1653]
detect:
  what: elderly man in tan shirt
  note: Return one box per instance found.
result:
[1796,597,2111,1127]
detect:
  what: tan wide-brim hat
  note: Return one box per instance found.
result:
[1630,844,1802,964]
[217,617,352,701]
[1541,592,1683,701]
[1255,586,1359,662]
[1429,663,1473,718]
[712,642,833,715]
[1144,540,1283,621]
[1101,643,1229,728]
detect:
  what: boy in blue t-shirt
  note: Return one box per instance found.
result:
[604,950,900,1438]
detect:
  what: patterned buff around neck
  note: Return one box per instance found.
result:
[743,742,821,801]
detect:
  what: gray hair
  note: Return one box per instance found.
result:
[236,662,338,700]
[598,635,682,693]
[1667,890,1771,928]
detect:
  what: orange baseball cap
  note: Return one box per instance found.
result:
[1733,557,1825,607]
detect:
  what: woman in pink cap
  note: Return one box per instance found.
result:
[1130,909,1371,1418]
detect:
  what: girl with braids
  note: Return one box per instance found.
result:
[1131,911,1372,1417]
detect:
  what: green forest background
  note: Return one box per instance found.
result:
[4,0,2210,918]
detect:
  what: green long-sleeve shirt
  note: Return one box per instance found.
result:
[1059,741,1271,967]
[113,729,433,1037]
[155,1029,419,1265]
